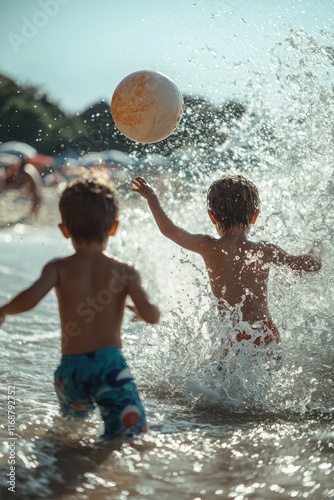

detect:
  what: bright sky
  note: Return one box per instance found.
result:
[0,0,332,113]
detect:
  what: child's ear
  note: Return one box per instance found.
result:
[250,208,260,224]
[208,209,217,225]
[109,220,119,236]
[58,223,71,239]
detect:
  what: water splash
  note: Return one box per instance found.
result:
[120,29,334,418]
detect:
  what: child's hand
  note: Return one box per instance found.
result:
[0,308,5,326]
[131,177,157,200]
[126,304,142,322]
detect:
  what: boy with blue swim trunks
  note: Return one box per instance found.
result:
[0,173,160,439]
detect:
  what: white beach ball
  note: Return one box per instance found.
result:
[111,70,184,144]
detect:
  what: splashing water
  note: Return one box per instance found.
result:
[120,30,334,419]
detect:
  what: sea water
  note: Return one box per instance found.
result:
[0,30,334,499]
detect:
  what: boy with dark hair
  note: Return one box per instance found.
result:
[132,174,322,347]
[0,173,160,440]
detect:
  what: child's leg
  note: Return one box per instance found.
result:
[54,359,95,418]
[96,381,147,440]
[92,349,147,440]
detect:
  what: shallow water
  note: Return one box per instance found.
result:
[0,209,333,500]
[1,27,334,500]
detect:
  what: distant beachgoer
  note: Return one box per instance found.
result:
[0,173,160,440]
[132,174,323,350]
[0,157,42,217]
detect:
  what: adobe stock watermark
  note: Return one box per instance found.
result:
[61,266,135,349]
[7,0,70,54]
[7,385,16,494]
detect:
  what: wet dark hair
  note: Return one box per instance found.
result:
[59,172,119,242]
[207,174,260,231]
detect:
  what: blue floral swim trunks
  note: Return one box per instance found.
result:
[54,347,147,440]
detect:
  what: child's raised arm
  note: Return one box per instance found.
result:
[0,261,58,325]
[131,176,210,253]
[266,240,323,273]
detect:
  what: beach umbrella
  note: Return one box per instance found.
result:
[80,152,106,167]
[102,150,138,168]
[138,153,169,168]
[79,151,133,181]
[0,141,37,158]
[0,141,53,170]
[0,152,21,167]
[28,154,53,169]
[80,150,137,169]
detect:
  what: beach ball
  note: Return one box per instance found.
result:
[111,70,184,144]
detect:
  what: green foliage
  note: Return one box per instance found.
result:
[0,74,88,155]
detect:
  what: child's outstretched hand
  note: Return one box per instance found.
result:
[131,177,157,200]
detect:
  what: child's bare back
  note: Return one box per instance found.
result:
[52,250,152,354]
[200,234,272,323]
[199,233,321,323]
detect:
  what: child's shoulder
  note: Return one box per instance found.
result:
[44,255,75,268]
[104,253,135,269]
[102,255,145,291]
[250,240,285,263]
[42,256,66,269]
[103,254,140,278]
[248,239,276,250]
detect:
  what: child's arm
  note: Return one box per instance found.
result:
[132,176,209,253]
[267,240,323,272]
[0,261,58,324]
[127,266,160,324]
